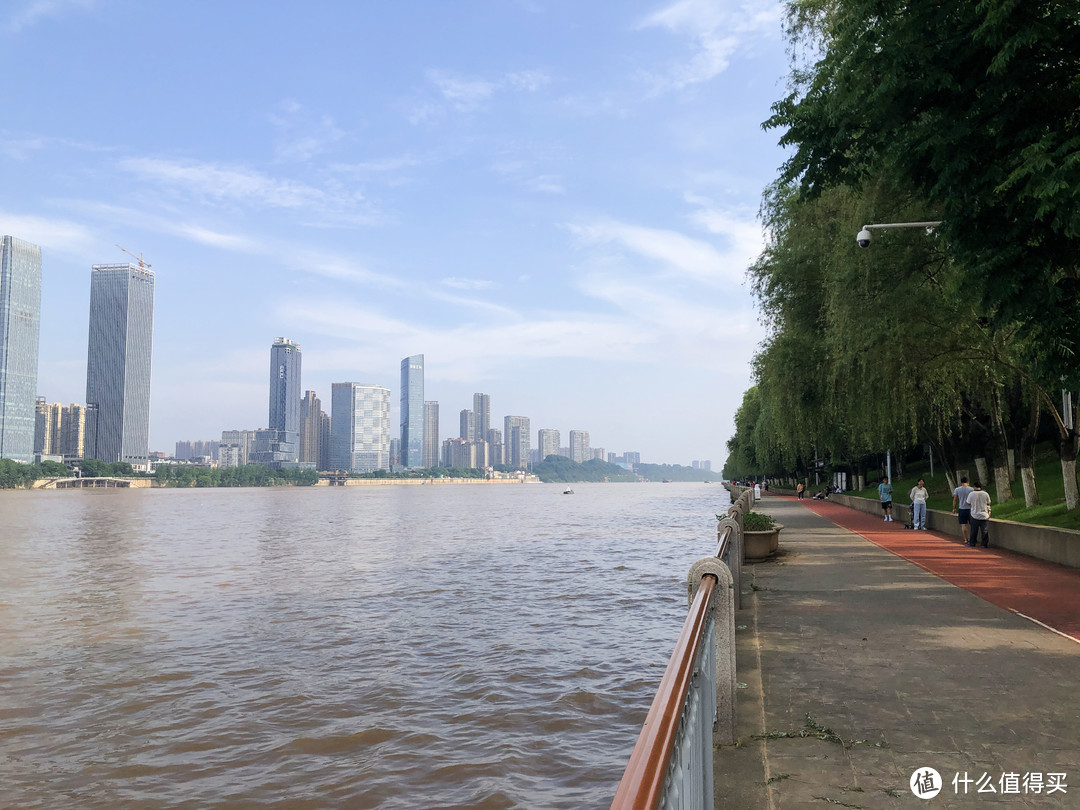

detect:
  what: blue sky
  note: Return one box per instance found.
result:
[2,0,789,466]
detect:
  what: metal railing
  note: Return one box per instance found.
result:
[611,488,749,809]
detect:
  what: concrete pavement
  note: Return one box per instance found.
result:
[714,495,1080,808]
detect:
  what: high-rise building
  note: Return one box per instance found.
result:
[504,415,530,469]
[459,409,474,441]
[399,354,424,468]
[330,383,391,472]
[85,262,155,469]
[570,430,590,463]
[473,393,490,440]
[423,401,440,468]
[318,410,331,472]
[251,339,301,467]
[624,451,641,466]
[442,437,473,468]
[538,428,560,462]
[221,429,257,466]
[486,427,503,466]
[592,448,606,461]
[299,390,323,467]
[0,236,42,463]
[389,437,401,468]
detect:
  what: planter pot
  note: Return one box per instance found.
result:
[744,523,783,561]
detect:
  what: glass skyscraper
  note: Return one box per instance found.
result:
[0,236,42,463]
[251,337,301,467]
[399,354,424,468]
[85,262,155,469]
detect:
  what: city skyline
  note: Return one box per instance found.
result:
[2,2,790,467]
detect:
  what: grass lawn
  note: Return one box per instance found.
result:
[850,444,1080,532]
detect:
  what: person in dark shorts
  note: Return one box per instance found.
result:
[878,476,894,522]
[952,476,974,544]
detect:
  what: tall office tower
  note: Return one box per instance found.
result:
[459,409,474,441]
[330,383,391,472]
[389,438,401,468]
[538,428,560,462]
[299,390,323,467]
[486,427,503,466]
[318,410,331,471]
[570,430,590,463]
[472,393,490,440]
[423,401,440,468]
[504,415,530,469]
[399,354,424,468]
[85,262,155,469]
[0,236,42,463]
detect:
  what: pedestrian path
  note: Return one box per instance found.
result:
[797,495,1080,639]
[714,495,1080,808]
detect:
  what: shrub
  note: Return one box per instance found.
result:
[742,511,776,531]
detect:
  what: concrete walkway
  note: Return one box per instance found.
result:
[715,495,1080,808]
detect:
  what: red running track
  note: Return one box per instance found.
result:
[790,495,1080,642]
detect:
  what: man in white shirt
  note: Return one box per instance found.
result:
[966,482,992,548]
[952,476,974,544]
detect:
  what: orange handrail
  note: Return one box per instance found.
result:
[610,574,717,810]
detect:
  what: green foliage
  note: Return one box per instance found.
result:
[767,0,1080,385]
[153,464,319,487]
[531,455,636,483]
[634,462,724,482]
[742,511,777,531]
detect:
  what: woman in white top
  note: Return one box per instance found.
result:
[909,478,929,530]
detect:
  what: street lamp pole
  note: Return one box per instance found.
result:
[856,221,942,246]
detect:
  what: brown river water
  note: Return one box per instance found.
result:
[0,481,729,808]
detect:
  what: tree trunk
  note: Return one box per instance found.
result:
[1061,435,1080,511]
[987,388,1013,503]
[1018,394,1040,507]
[975,457,989,486]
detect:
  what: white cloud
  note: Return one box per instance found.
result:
[566,219,742,284]
[637,0,782,90]
[413,68,552,121]
[427,70,499,111]
[119,157,328,209]
[269,99,346,163]
[0,211,96,256]
[3,0,93,33]
[441,277,498,290]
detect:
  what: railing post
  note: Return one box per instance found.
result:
[688,558,736,747]
[716,517,742,610]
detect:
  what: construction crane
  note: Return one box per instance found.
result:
[116,244,152,270]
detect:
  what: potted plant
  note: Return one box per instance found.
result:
[740,510,783,560]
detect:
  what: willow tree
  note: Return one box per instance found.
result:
[767,0,1080,507]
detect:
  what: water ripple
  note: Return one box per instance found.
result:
[0,482,728,808]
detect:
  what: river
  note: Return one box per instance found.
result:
[0,481,730,808]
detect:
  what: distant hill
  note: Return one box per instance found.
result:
[532,455,637,483]
[635,463,725,482]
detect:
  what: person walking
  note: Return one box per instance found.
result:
[796,482,805,500]
[878,476,894,522]
[952,476,974,544]
[966,481,992,548]
[909,478,929,530]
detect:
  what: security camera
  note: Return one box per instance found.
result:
[856,228,871,248]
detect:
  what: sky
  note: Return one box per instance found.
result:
[1,0,791,468]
